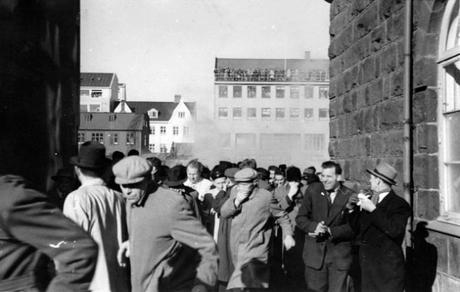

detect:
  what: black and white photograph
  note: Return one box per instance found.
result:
[0,0,457,291]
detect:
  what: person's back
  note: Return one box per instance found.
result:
[64,183,128,291]
[0,175,98,292]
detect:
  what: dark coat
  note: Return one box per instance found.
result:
[296,181,355,270]
[0,175,98,292]
[349,190,411,292]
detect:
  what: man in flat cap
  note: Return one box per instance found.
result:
[113,156,218,292]
[220,168,295,290]
[346,162,411,292]
[63,141,129,292]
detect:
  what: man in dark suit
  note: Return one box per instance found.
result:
[296,161,355,292]
[347,162,411,292]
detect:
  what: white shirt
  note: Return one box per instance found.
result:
[378,191,390,203]
[184,178,213,201]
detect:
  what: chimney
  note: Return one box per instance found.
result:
[174,94,181,103]
[304,51,311,61]
[118,83,126,101]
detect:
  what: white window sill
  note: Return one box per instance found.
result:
[427,216,460,237]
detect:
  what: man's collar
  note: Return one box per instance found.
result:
[80,177,105,187]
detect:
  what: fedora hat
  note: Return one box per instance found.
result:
[70,141,108,169]
[164,165,187,187]
[367,162,397,185]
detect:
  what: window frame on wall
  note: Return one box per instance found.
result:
[218,85,228,98]
[233,107,242,119]
[247,107,257,119]
[233,85,242,98]
[436,0,460,225]
[218,107,229,119]
[261,86,271,98]
[247,85,257,98]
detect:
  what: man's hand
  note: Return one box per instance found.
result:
[358,194,376,212]
[234,191,250,207]
[314,221,328,234]
[346,193,359,210]
[283,235,296,250]
[117,240,130,267]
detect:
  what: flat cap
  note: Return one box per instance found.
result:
[234,168,258,182]
[224,167,239,179]
[113,156,152,184]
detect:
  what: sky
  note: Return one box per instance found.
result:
[81,0,331,113]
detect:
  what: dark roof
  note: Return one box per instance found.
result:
[81,73,115,87]
[215,58,328,71]
[114,101,196,121]
[79,113,146,131]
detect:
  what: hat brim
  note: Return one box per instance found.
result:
[115,176,146,185]
[366,169,396,185]
[70,156,109,169]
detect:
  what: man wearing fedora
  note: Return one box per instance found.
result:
[346,162,411,292]
[63,141,129,292]
[113,156,218,292]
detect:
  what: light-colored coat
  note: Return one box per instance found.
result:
[63,178,129,292]
[127,184,218,292]
[221,187,293,289]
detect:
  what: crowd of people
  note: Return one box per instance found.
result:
[214,67,328,82]
[0,141,411,292]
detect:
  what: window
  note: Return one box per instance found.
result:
[173,126,179,135]
[247,86,256,98]
[276,86,285,98]
[290,86,300,99]
[160,144,167,153]
[261,108,271,119]
[218,107,229,119]
[80,89,90,96]
[319,108,329,119]
[149,143,155,153]
[178,111,185,118]
[91,90,102,98]
[304,134,325,152]
[111,133,119,145]
[235,133,256,148]
[126,132,135,145]
[304,108,314,119]
[183,126,190,137]
[247,108,257,119]
[160,126,166,135]
[80,105,88,112]
[233,107,242,119]
[78,132,85,143]
[89,104,101,112]
[290,108,300,119]
[262,86,271,98]
[219,85,228,98]
[148,109,158,119]
[91,132,104,144]
[233,86,242,98]
[438,0,460,215]
[275,108,285,119]
[305,86,314,98]
[319,87,329,99]
[151,126,155,135]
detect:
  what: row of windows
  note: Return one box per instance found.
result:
[214,68,329,82]
[148,110,186,119]
[217,107,329,120]
[217,133,325,152]
[78,132,138,145]
[80,104,101,112]
[80,89,103,98]
[218,85,328,99]
[149,144,168,153]
[150,126,190,136]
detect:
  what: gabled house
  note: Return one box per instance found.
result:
[114,96,196,154]
[80,72,119,112]
[78,112,150,155]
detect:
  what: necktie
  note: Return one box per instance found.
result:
[326,190,333,208]
[371,193,379,205]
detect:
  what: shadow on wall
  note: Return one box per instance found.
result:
[405,221,437,292]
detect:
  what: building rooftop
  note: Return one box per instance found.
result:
[81,72,116,87]
[114,101,196,121]
[79,112,146,131]
[214,56,329,82]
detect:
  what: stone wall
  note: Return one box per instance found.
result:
[328,0,460,290]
